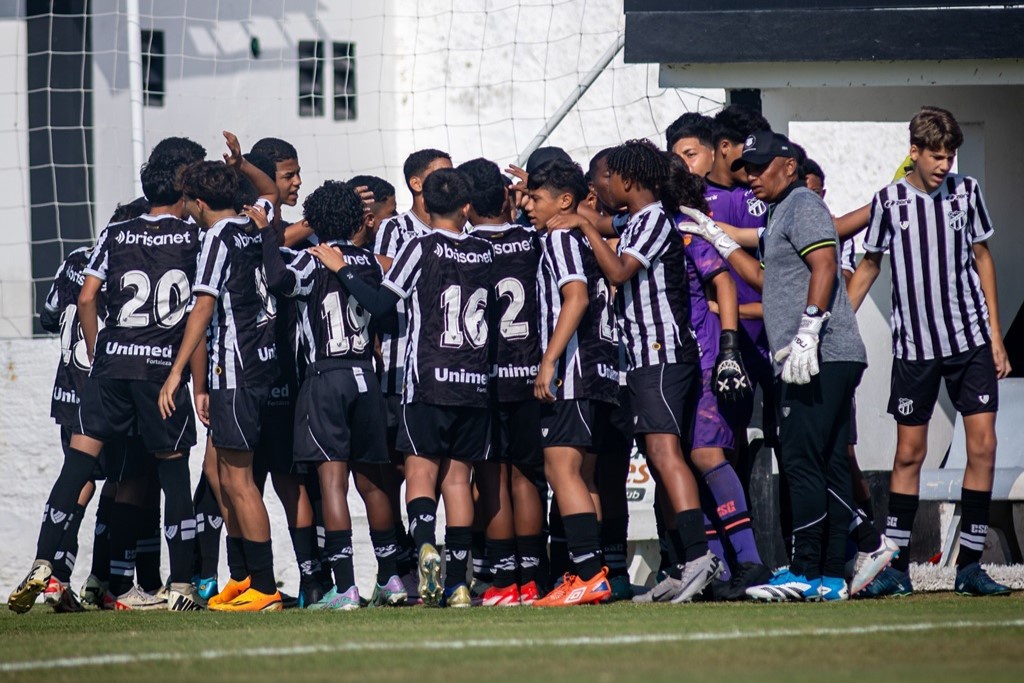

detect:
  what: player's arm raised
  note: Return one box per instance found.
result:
[223,130,278,207]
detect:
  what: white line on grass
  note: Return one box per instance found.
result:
[2,618,1023,673]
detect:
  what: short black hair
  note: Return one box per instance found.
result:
[302,180,364,242]
[526,158,588,205]
[712,105,771,145]
[140,161,183,205]
[250,137,298,163]
[244,152,277,183]
[525,146,572,175]
[233,175,259,213]
[180,161,240,211]
[148,137,206,168]
[456,158,506,218]
[422,168,471,217]
[588,147,615,172]
[802,157,825,184]
[662,153,710,215]
[606,139,670,194]
[666,112,714,151]
[403,148,451,185]
[109,196,150,223]
[348,174,396,204]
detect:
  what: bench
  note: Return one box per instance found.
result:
[919,378,1024,567]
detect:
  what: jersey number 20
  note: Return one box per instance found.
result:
[117,269,191,329]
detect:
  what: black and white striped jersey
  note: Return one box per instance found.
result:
[84,214,200,382]
[383,230,495,407]
[43,246,103,425]
[471,223,541,402]
[863,174,993,361]
[276,241,383,365]
[616,202,698,370]
[840,238,856,274]
[373,210,431,395]
[193,215,280,389]
[537,229,619,403]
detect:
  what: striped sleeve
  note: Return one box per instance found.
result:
[967,178,994,243]
[619,210,672,268]
[282,249,318,298]
[862,190,892,253]
[43,258,68,313]
[840,239,857,273]
[374,216,403,259]
[254,198,276,225]
[548,231,588,288]
[193,229,230,297]
[83,228,111,281]
[382,237,422,299]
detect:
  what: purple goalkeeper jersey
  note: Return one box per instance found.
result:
[676,221,728,371]
[703,179,770,361]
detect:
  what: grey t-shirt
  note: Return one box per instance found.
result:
[761,186,867,374]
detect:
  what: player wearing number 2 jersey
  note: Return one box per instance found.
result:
[332,169,495,608]
[8,159,205,614]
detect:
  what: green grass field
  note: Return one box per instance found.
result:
[1,594,1022,682]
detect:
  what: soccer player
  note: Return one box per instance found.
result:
[349,173,398,244]
[332,168,494,608]
[457,158,545,606]
[260,180,406,609]
[158,135,284,612]
[848,107,1012,597]
[8,159,204,614]
[666,112,716,178]
[523,158,617,607]
[549,142,725,604]
[372,148,454,597]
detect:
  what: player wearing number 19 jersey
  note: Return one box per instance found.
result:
[8,160,202,614]
[335,169,494,608]
[263,180,405,609]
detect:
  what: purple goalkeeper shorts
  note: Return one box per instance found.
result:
[693,367,735,451]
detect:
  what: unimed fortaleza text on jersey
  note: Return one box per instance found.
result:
[537,229,619,403]
[383,230,496,407]
[863,174,993,362]
[471,223,542,403]
[373,210,431,395]
[83,214,201,383]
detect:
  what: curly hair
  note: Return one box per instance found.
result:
[141,160,184,205]
[109,196,150,223]
[661,153,710,215]
[712,105,771,145]
[302,180,364,242]
[147,136,206,168]
[179,161,240,211]
[606,139,670,194]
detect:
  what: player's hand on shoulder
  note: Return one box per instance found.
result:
[309,243,346,273]
[222,130,243,167]
[546,213,587,232]
[241,204,269,229]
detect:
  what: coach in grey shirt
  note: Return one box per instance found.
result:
[677,131,875,602]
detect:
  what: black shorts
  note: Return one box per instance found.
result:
[626,362,699,442]
[888,345,998,426]
[60,426,151,482]
[599,386,635,459]
[397,402,491,462]
[208,386,272,452]
[491,400,542,466]
[76,377,196,455]
[293,361,388,465]
[384,394,403,462]
[254,380,297,476]
[848,397,858,446]
[540,399,613,451]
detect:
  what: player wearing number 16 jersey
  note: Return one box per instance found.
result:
[262,180,406,610]
[8,160,203,614]
[333,169,495,608]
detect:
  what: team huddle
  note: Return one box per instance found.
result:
[8,103,1012,614]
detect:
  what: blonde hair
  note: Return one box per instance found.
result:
[910,106,963,152]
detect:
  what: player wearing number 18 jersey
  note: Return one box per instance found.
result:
[263,180,406,610]
[8,160,203,614]
[335,169,494,608]
[459,158,545,606]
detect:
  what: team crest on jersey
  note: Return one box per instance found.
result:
[947,209,968,231]
[541,428,549,437]
[897,397,914,416]
[979,394,990,404]
[899,220,910,230]
[781,406,790,418]
[747,197,767,217]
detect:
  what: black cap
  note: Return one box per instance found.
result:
[731,131,799,171]
[526,146,572,174]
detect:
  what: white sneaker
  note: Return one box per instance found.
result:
[114,585,166,611]
[849,535,900,595]
[167,582,205,611]
[669,551,723,604]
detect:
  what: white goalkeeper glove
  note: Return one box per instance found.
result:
[774,312,830,385]
[676,205,741,259]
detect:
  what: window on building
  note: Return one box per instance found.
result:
[298,40,324,117]
[333,42,356,121]
[141,29,164,107]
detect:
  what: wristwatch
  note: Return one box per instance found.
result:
[804,304,824,317]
